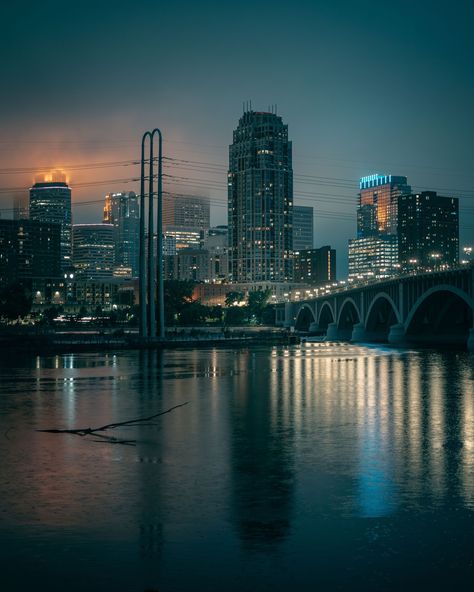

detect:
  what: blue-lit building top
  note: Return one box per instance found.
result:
[359,174,410,190]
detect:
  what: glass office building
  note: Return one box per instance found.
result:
[103,191,140,276]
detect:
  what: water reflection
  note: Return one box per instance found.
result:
[0,345,474,590]
[229,350,295,548]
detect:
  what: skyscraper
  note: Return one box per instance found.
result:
[228,109,293,282]
[29,171,72,271]
[293,205,314,251]
[163,195,210,229]
[358,174,411,237]
[398,191,459,271]
[72,224,115,280]
[103,192,140,276]
[349,174,411,279]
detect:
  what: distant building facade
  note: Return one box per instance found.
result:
[103,191,140,276]
[0,219,61,287]
[12,193,29,220]
[349,174,411,278]
[348,235,399,279]
[73,224,115,280]
[358,174,411,238]
[172,248,210,282]
[398,191,459,271]
[294,246,336,285]
[164,226,203,250]
[163,195,210,229]
[293,205,313,251]
[228,110,293,282]
[203,226,229,282]
[29,172,72,271]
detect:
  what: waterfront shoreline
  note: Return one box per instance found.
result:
[0,330,299,354]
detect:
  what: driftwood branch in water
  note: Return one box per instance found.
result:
[36,402,189,445]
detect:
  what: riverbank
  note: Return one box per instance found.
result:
[0,327,299,353]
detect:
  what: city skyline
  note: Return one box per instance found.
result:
[1,1,473,275]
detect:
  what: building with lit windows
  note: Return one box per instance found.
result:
[398,191,459,272]
[294,246,336,286]
[228,109,293,282]
[29,171,72,271]
[103,191,140,276]
[348,235,399,279]
[163,226,203,250]
[358,174,411,237]
[348,174,410,279]
[0,219,61,287]
[72,224,115,280]
[293,205,313,251]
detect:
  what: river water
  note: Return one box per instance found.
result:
[0,344,473,591]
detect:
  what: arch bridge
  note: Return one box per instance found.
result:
[281,266,474,350]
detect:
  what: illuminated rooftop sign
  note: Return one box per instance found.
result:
[359,174,392,189]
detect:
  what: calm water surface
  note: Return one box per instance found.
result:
[0,344,473,591]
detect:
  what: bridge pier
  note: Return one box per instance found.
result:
[309,322,320,333]
[326,322,339,341]
[351,322,367,343]
[468,329,474,352]
[388,323,407,346]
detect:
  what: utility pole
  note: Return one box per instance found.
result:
[139,128,165,341]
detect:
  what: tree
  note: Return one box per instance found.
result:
[163,280,195,325]
[225,290,245,307]
[179,300,207,325]
[247,289,271,323]
[224,305,247,325]
[0,282,32,320]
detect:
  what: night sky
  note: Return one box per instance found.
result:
[1,0,473,274]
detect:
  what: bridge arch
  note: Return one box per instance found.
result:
[405,285,473,346]
[294,304,317,332]
[365,292,401,342]
[337,297,361,340]
[317,301,335,332]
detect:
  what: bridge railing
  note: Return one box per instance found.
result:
[284,263,473,303]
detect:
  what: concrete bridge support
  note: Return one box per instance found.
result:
[388,323,407,346]
[326,323,339,341]
[468,329,474,352]
[351,323,367,343]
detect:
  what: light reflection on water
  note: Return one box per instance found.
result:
[0,344,473,591]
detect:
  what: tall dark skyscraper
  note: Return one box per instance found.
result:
[228,109,293,283]
[29,171,72,271]
[398,191,459,271]
[293,205,314,251]
[103,191,140,276]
